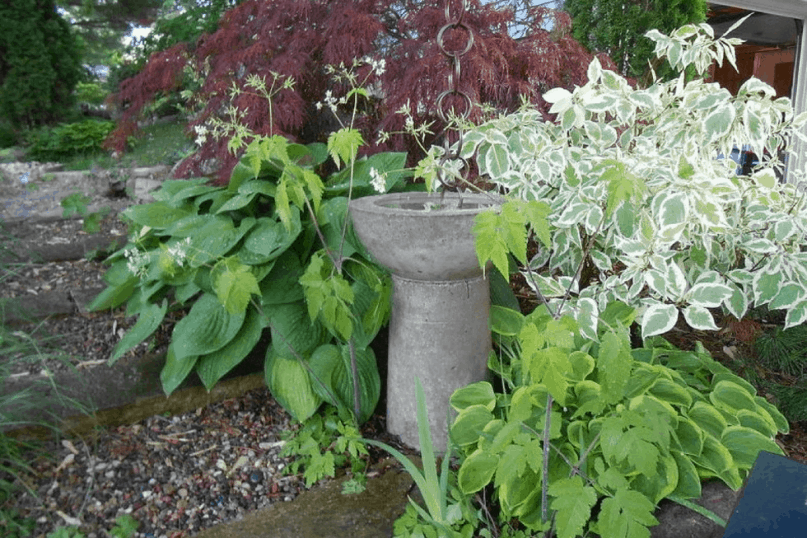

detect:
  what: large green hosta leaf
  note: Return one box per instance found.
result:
[260,251,305,305]
[267,300,325,360]
[109,299,168,365]
[197,304,266,390]
[240,209,301,265]
[161,344,199,396]
[170,294,246,361]
[264,349,321,422]
[124,202,195,229]
[308,343,381,424]
[187,216,256,267]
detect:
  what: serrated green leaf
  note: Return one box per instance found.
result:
[212,258,261,314]
[526,346,570,406]
[327,128,364,169]
[598,329,632,404]
[596,488,658,538]
[548,476,598,538]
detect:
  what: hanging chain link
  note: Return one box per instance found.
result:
[435,0,474,192]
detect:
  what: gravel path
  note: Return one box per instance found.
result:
[11,387,307,538]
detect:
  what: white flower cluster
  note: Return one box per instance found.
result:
[124,247,150,279]
[316,89,347,114]
[193,125,209,147]
[362,56,386,77]
[166,238,192,267]
[369,167,387,193]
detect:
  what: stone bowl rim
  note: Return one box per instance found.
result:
[349,191,504,216]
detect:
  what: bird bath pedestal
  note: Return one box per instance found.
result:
[349,191,502,451]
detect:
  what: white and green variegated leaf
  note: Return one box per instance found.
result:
[645,269,667,298]
[773,220,797,242]
[523,273,567,298]
[725,283,749,320]
[703,104,735,143]
[785,300,807,329]
[687,282,733,308]
[743,238,777,254]
[484,144,510,178]
[575,298,599,341]
[768,283,806,311]
[683,305,719,331]
[558,202,590,227]
[753,270,784,305]
[666,262,688,300]
[641,302,679,338]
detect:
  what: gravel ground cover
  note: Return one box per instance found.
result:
[9,387,308,538]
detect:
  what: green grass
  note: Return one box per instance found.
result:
[0,225,94,536]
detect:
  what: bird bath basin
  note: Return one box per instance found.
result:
[349,191,503,451]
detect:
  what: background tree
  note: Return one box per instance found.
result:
[107,0,608,183]
[564,0,707,79]
[0,0,83,127]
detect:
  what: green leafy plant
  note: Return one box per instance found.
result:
[26,120,115,161]
[445,304,787,537]
[59,193,109,234]
[364,378,476,538]
[280,405,369,491]
[45,515,139,538]
[443,17,807,338]
[88,133,409,424]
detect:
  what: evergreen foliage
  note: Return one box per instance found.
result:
[565,0,707,79]
[0,0,83,127]
[106,0,606,183]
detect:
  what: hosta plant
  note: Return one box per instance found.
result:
[447,303,789,538]
[88,133,415,424]
[449,18,807,337]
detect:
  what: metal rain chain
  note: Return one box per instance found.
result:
[435,0,475,194]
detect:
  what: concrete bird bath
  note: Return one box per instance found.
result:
[349,191,503,451]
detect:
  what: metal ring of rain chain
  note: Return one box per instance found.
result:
[434,0,474,192]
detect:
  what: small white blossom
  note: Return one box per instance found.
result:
[166,238,192,267]
[124,248,150,279]
[369,167,387,193]
[194,125,209,147]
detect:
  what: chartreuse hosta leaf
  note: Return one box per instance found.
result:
[307,343,380,424]
[197,304,265,390]
[170,293,246,362]
[264,348,321,423]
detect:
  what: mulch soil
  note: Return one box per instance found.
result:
[1,211,806,537]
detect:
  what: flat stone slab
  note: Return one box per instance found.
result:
[194,459,416,538]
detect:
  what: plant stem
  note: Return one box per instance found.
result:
[542,392,553,524]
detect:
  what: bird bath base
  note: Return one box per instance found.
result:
[349,192,501,451]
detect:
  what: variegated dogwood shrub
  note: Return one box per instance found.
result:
[448,19,807,338]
